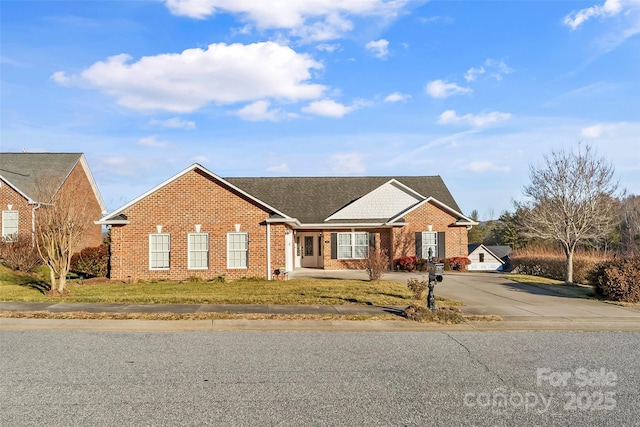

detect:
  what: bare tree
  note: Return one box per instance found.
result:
[34,177,94,295]
[619,195,640,256]
[515,144,620,284]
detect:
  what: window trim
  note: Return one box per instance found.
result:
[420,231,438,260]
[337,231,369,260]
[2,210,19,242]
[149,233,171,270]
[188,232,209,270]
[227,232,248,269]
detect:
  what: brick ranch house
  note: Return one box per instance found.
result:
[97,163,477,281]
[0,152,106,250]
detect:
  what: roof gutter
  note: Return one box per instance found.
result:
[95,219,130,225]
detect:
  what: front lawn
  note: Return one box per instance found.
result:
[0,265,422,306]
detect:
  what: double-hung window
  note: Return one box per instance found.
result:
[188,233,209,270]
[337,232,369,259]
[2,211,18,242]
[416,231,444,260]
[149,233,170,269]
[227,232,248,269]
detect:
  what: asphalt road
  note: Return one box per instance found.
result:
[2,331,639,426]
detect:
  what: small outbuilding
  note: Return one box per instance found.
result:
[468,244,511,271]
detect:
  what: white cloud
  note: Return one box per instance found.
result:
[461,161,510,173]
[330,152,365,174]
[582,124,604,138]
[266,163,290,173]
[484,59,514,81]
[437,110,512,127]
[365,39,389,59]
[581,124,618,138]
[384,92,411,103]
[464,66,485,82]
[302,99,366,118]
[425,80,472,99]
[149,117,196,130]
[316,43,340,53]
[52,42,326,113]
[235,100,282,121]
[138,135,169,147]
[164,0,408,41]
[564,0,625,30]
[50,71,72,86]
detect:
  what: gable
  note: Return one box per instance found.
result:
[468,244,506,264]
[0,153,80,202]
[99,164,289,224]
[226,175,462,224]
[0,153,106,213]
[326,180,423,221]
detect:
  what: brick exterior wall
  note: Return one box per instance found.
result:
[109,169,277,282]
[391,201,468,261]
[320,201,468,270]
[107,170,468,280]
[0,163,102,251]
[60,163,103,250]
[0,179,32,239]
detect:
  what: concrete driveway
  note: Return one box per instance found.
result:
[290,269,640,322]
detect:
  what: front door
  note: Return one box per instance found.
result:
[300,233,323,268]
[302,235,316,267]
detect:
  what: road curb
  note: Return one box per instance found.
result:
[2,317,639,332]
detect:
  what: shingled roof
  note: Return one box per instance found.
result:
[225,176,462,224]
[0,153,106,213]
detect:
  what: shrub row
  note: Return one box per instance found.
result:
[590,258,640,303]
[394,256,470,272]
[70,245,109,277]
[511,255,599,284]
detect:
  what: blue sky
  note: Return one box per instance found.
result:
[2,0,639,220]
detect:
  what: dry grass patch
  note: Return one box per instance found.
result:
[0,311,403,321]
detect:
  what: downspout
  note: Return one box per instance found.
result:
[266,222,272,281]
[31,204,41,247]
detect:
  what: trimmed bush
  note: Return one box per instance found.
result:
[448,256,471,271]
[70,245,109,277]
[591,257,640,303]
[395,255,418,271]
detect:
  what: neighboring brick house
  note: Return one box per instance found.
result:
[98,163,476,281]
[0,153,106,250]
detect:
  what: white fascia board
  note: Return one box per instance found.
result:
[265,218,301,227]
[95,219,130,225]
[99,163,292,222]
[79,154,108,214]
[387,178,427,200]
[0,174,33,203]
[297,222,396,229]
[388,197,478,225]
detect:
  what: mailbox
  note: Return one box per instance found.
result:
[428,262,444,283]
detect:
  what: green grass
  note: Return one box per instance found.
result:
[506,273,597,299]
[0,265,427,306]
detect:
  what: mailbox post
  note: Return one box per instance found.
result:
[427,262,444,311]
